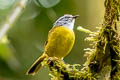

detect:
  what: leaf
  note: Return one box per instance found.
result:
[77,26,93,34]
[34,0,61,8]
[0,0,15,9]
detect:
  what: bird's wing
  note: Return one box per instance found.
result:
[44,26,59,46]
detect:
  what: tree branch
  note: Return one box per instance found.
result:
[0,0,28,40]
[85,0,120,79]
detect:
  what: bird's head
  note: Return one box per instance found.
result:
[54,14,79,30]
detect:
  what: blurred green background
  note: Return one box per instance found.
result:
[0,0,104,80]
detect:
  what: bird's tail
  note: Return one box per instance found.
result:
[26,53,47,75]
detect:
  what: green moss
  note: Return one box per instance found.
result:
[47,57,96,80]
[84,0,120,79]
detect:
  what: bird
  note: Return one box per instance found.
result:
[26,14,79,75]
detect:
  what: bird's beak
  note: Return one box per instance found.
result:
[73,15,79,19]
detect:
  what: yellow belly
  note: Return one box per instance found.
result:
[44,26,75,59]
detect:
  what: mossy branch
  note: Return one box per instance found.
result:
[46,57,95,80]
[0,0,28,40]
[84,0,120,79]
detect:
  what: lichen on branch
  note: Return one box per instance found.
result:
[84,0,120,79]
[47,57,95,80]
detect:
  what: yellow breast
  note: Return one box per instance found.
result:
[45,26,75,59]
